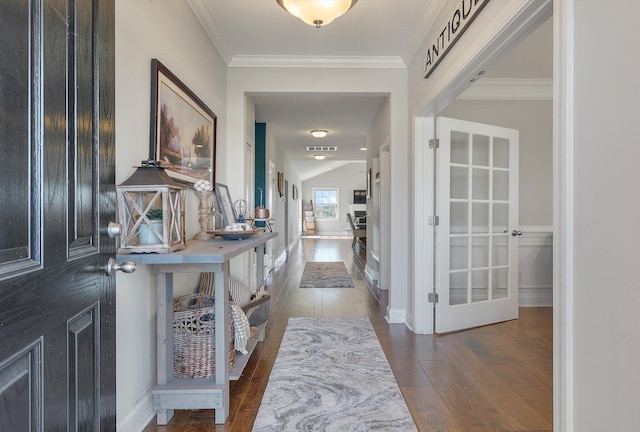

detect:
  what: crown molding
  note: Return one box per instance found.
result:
[187,0,233,64]
[458,78,553,100]
[228,55,406,69]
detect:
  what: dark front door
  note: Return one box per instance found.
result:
[0,0,116,430]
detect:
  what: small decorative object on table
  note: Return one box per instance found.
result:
[210,224,262,240]
[193,179,214,240]
[116,160,186,254]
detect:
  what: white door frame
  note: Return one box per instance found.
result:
[411,117,435,334]
[411,1,573,431]
[553,3,574,430]
[412,1,550,333]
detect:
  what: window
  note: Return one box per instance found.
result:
[313,188,339,220]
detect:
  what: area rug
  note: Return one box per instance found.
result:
[299,262,355,288]
[252,318,417,432]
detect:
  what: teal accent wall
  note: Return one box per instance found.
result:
[255,123,267,226]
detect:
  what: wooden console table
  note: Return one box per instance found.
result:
[117,231,277,425]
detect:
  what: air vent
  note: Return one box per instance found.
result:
[306,146,337,152]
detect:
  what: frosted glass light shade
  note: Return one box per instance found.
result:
[311,129,328,138]
[276,0,358,28]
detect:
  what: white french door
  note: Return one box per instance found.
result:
[435,117,520,333]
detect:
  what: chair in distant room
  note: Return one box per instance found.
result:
[347,213,366,248]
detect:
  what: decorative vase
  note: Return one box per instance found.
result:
[193,190,214,239]
[138,220,163,244]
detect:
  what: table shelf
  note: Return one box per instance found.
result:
[118,232,277,425]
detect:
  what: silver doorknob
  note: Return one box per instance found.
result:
[107,222,123,238]
[106,258,136,276]
[511,230,523,236]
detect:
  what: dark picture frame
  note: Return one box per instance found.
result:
[215,183,236,227]
[366,168,372,199]
[277,172,284,197]
[292,184,298,200]
[150,59,216,185]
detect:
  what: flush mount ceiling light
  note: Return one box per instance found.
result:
[276,0,358,28]
[313,154,327,160]
[310,129,328,138]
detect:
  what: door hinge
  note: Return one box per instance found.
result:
[428,292,439,303]
[428,216,439,226]
[428,138,439,149]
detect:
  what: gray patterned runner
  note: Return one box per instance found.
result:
[299,262,355,288]
[252,318,417,431]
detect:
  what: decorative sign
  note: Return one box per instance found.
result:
[424,0,490,78]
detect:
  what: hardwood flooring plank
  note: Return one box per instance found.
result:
[402,386,465,432]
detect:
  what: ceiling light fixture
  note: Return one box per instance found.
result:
[313,154,326,160]
[360,147,367,151]
[276,0,358,28]
[310,129,328,138]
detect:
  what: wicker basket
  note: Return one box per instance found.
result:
[173,294,236,379]
[248,297,270,327]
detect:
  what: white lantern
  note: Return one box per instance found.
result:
[116,160,186,254]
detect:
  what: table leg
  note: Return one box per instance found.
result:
[156,272,174,425]
[214,264,230,424]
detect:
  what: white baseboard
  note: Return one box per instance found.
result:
[385,306,406,324]
[519,285,553,307]
[118,391,155,432]
[275,250,287,268]
[364,264,378,284]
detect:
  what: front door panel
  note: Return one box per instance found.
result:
[0,0,116,429]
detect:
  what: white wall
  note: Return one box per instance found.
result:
[566,1,640,430]
[114,1,227,430]
[301,162,367,235]
[259,122,303,259]
[365,98,391,278]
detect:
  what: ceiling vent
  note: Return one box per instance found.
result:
[306,146,337,152]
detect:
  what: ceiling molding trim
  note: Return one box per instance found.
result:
[405,0,450,66]
[458,78,553,100]
[187,0,233,64]
[228,55,407,69]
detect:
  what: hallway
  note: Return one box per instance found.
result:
[143,238,552,431]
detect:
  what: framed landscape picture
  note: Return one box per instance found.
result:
[150,59,216,185]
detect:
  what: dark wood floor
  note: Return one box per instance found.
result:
[142,238,553,432]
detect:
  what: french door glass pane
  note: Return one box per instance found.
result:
[471,236,489,267]
[472,168,489,200]
[451,131,469,164]
[493,170,509,201]
[450,202,468,234]
[493,236,509,266]
[450,272,467,306]
[450,167,468,199]
[472,202,489,233]
[493,268,509,299]
[472,134,490,166]
[492,203,509,234]
[493,137,510,168]
[450,237,468,270]
[471,269,489,303]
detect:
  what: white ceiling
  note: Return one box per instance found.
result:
[187,0,552,181]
